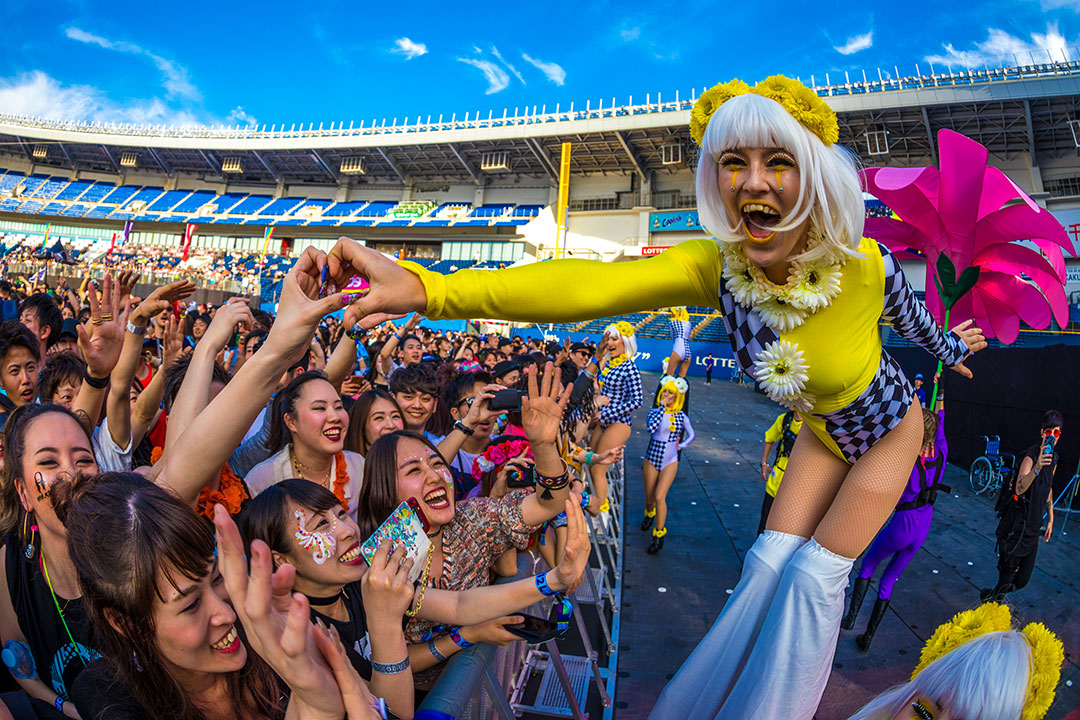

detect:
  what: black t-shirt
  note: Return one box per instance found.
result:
[309,581,372,681]
[997,445,1057,556]
[3,534,100,702]
[70,659,149,720]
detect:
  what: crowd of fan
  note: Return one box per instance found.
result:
[0,241,626,720]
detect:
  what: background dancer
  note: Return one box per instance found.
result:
[842,390,948,652]
[759,409,802,535]
[640,375,695,553]
[665,306,692,378]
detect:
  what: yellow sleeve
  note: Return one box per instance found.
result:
[764,413,786,443]
[399,239,722,322]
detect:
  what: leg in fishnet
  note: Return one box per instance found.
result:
[765,426,850,538]
[642,461,659,514]
[590,422,630,505]
[719,402,924,719]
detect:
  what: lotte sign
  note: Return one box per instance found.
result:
[642,246,670,256]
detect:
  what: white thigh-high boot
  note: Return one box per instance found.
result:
[646,531,808,719]
[717,538,855,720]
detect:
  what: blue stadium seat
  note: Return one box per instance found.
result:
[230,195,273,214]
[454,219,492,227]
[100,186,140,205]
[145,190,192,212]
[159,215,188,223]
[172,190,217,213]
[0,199,22,212]
[207,193,247,213]
[41,203,65,215]
[17,201,44,214]
[355,201,397,217]
[512,204,544,217]
[79,182,116,203]
[494,219,529,226]
[306,219,341,226]
[323,201,367,217]
[0,172,25,194]
[468,203,513,218]
[55,181,92,201]
[19,175,49,196]
[61,205,90,217]
[258,198,305,216]
[123,187,165,210]
[31,177,70,199]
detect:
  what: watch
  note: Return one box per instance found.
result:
[453,419,475,436]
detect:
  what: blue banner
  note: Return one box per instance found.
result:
[650,210,702,233]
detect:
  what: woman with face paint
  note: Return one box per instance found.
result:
[246,371,365,520]
[0,404,101,719]
[327,76,988,718]
[237,479,591,716]
[354,363,579,688]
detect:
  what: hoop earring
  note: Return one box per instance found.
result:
[22,512,36,561]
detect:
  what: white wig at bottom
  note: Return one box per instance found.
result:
[604,323,637,359]
[847,631,1031,720]
[695,93,865,264]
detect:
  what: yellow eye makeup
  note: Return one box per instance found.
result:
[912,700,933,720]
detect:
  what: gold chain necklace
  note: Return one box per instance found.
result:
[290,446,331,487]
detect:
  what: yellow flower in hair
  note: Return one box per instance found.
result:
[1021,622,1064,720]
[690,79,752,146]
[913,602,1013,678]
[614,321,635,337]
[753,75,839,146]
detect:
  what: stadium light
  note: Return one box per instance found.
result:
[120,152,138,168]
[340,157,366,175]
[221,157,243,174]
[481,151,511,172]
[32,145,47,160]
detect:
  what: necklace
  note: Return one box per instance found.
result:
[405,549,435,618]
[40,552,89,666]
[291,446,331,486]
[306,591,344,607]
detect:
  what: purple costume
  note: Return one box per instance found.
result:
[856,409,947,600]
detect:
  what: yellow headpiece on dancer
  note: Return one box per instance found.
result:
[914,603,1063,720]
[669,306,690,322]
[604,321,637,359]
[689,76,839,147]
[658,375,688,413]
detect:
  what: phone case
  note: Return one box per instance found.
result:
[360,501,432,583]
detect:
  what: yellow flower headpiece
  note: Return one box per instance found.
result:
[612,321,635,338]
[689,75,839,148]
[669,306,690,322]
[913,602,1064,720]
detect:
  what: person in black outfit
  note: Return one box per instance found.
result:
[981,410,1062,602]
[704,354,715,385]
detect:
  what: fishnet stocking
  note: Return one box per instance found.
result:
[766,402,924,558]
[590,422,631,502]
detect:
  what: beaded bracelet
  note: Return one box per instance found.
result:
[427,637,447,661]
[371,657,410,675]
[535,463,570,500]
[579,491,591,510]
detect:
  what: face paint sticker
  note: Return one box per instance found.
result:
[437,466,453,488]
[34,473,49,502]
[294,509,337,565]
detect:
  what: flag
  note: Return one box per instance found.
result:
[258,226,275,267]
[108,232,117,255]
[31,267,46,284]
[39,224,50,250]
[121,220,134,247]
[37,241,77,265]
[182,223,197,262]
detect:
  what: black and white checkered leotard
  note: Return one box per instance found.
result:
[669,318,692,361]
[645,408,696,470]
[718,241,967,463]
[598,359,643,427]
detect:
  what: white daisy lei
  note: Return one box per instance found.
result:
[721,231,847,414]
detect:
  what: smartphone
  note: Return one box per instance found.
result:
[505,464,535,489]
[505,614,561,644]
[489,389,524,412]
[359,500,432,583]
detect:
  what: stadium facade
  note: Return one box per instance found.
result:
[1,60,1080,300]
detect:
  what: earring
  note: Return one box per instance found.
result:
[730,184,736,192]
[22,513,36,561]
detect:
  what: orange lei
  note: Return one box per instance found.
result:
[197,464,249,520]
[331,452,350,511]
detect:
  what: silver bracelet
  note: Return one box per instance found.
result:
[371,656,410,675]
[427,638,447,662]
[126,321,147,336]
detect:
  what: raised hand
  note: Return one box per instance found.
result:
[78,273,125,379]
[521,362,570,447]
[589,445,625,467]
[116,270,141,302]
[162,314,184,369]
[549,497,592,594]
[132,280,196,324]
[213,506,347,720]
[264,247,354,366]
[950,319,987,379]
[326,238,427,328]
[202,297,254,353]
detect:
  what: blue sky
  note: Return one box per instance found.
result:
[0,0,1078,128]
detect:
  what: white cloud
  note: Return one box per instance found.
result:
[457,58,510,94]
[491,46,525,85]
[0,70,205,126]
[834,31,873,55]
[1041,0,1080,9]
[621,26,641,41]
[226,106,258,126]
[65,26,200,101]
[521,53,566,86]
[924,23,1073,68]
[391,37,427,60]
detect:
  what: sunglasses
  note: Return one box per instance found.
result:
[1042,428,1061,439]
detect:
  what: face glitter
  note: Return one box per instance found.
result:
[294,509,337,565]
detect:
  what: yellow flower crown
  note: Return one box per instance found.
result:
[689,75,839,147]
[913,602,1064,720]
[669,306,690,322]
[611,321,635,338]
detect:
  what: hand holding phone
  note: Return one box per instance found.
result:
[360,499,431,583]
[504,614,561,644]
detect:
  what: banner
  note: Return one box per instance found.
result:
[182,223,197,262]
[259,226,275,267]
[650,210,702,233]
[121,220,134,247]
[108,232,117,255]
[39,223,50,250]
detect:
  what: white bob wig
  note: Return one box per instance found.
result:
[695,92,866,263]
[847,631,1031,720]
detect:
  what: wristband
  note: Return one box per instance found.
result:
[55,698,64,713]
[370,657,410,675]
[450,629,473,649]
[584,452,597,466]
[83,372,109,389]
[535,571,561,597]
[579,491,591,510]
[534,463,570,500]
[125,321,147,336]
[345,325,367,342]
[453,419,475,436]
[427,637,447,662]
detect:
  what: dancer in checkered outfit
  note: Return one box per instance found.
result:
[665,306,693,378]
[589,322,642,512]
[336,76,1001,720]
[641,375,695,554]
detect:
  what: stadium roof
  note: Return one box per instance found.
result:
[2,61,1079,186]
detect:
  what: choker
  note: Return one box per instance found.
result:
[306,591,343,607]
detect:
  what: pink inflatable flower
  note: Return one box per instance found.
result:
[862,129,1074,344]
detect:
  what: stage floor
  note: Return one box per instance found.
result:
[615,372,1080,719]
